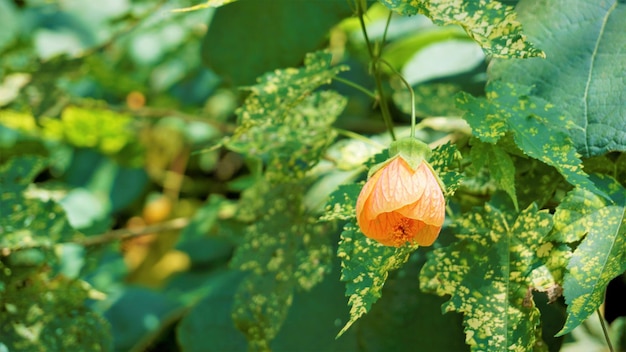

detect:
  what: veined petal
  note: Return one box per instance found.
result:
[364,157,428,219]
[395,164,445,226]
[358,211,442,247]
[356,166,383,221]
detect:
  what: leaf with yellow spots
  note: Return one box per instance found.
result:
[230,182,333,348]
[226,51,348,180]
[488,0,626,157]
[550,175,626,336]
[420,203,557,351]
[378,0,544,58]
[320,183,362,223]
[430,142,463,199]
[336,222,416,338]
[1,157,79,250]
[0,157,111,350]
[458,81,605,200]
[41,106,134,155]
[470,139,518,210]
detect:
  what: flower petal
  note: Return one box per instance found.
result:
[364,157,428,219]
[356,165,384,221]
[395,164,445,226]
[358,211,442,247]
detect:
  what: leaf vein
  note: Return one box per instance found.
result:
[583,1,617,156]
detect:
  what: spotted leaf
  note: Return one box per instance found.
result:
[378,0,544,58]
[470,139,518,209]
[320,183,362,223]
[420,203,556,351]
[551,175,626,336]
[230,181,333,348]
[336,222,416,337]
[226,51,348,180]
[458,81,605,200]
[489,0,626,157]
[430,142,463,199]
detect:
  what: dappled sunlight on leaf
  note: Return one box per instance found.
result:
[420,203,556,351]
[379,0,544,58]
[550,175,626,336]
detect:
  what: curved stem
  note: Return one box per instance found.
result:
[597,309,615,352]
[379,59,416,138]
[333,76,377,99]
[372,63,396,140]
[355,0,396,141]
[356,0,375,62]
[381,11,393,54]
[334,128,386,149]
[78,217,190,247]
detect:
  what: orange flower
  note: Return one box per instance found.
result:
[356,156,445,247]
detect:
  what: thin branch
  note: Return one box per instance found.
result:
[333,76,377,99]
[378,59,416,138]
[597,309,615,352]
[78,217,190,247]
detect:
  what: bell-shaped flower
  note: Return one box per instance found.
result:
[355,138,445,247]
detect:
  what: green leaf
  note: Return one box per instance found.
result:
[0,155,47,193]
[232,272,295,351]
[550,175,626,336]
[202,1,352,85]
[172,0,237,12]
[550,188,606,243]
[320,183,362,222]
[458,81,604,199]
[378,0,544,58]
[336,222,416,338]
[489,0,626,157]
[431,142,463,199]
[357,253,468,351]
[0,158,78,250]
[41,106,134,155]
[226,51,348,180]
[471,139,518,209]
[420,203,556,351]
[229,182,333,348]
[0,273,112,351]
[393,83,465,118]
[0,156,110,350]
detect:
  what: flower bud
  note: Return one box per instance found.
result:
[356,138,445,247]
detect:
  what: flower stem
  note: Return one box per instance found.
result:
[333,76,377,99]
[334,128,386,149]
[355,0,396,141]
[379,59,416,138]
[597,309,615,352]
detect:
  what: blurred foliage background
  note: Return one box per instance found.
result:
[1,0,625,351]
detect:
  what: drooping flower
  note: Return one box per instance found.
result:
[355,138,445,247]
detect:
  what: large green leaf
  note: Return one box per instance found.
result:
[358,253,468,352]
[336,223,416,338]
[550,175,626,335]
[229,182,333,349]
[470,139,518,209]
[226,51,348,181]
[458,82,604,199]
[0,157,78,249]
[431,142,463,199]
[378,0,544,58]
[202,0,352,85]
[0,273,112,351]
[420,203,556,351]
[0,157,111,351]
[489,0,626,157]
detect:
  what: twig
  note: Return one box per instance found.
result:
[78,217,190,247]
[597,309,615,352]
